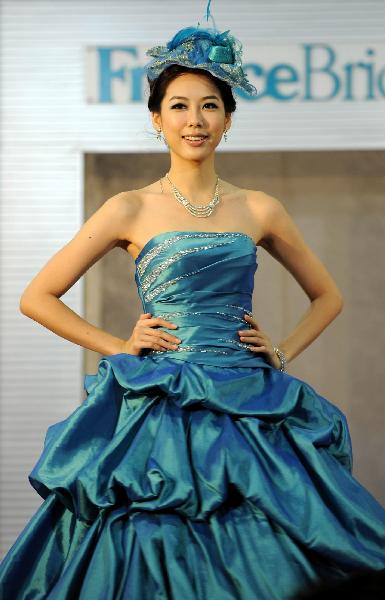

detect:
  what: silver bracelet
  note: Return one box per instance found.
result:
[273,346,287,372]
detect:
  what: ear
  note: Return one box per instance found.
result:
[224,112,232,132]
[151,111,162,131]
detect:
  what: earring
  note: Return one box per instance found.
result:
[156,127,169,148]
[223,128,228,142]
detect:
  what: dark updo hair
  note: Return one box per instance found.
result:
[147,64,237,115]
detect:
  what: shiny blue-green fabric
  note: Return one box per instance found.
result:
[1,231,385,599]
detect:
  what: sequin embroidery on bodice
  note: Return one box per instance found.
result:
[134,230,268,368]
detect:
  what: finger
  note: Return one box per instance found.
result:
[150,330,180,347]
[144,333,179,351]
[162,320,179,329]
[141,316,178,330]
[242,339,269,350]
[241,341,268,351]
[244,314,261,330]
[160,331,182,344]
[239,329,264,337]
[153,317,179,329]
[239,332,266,342]
[140,335,164,351]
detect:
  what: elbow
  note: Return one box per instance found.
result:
[20,291,56,316]
[332,291,344,316]
[19,294,30,315]
[312,289,344,317]
[19,293,36,316]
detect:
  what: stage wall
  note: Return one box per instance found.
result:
[1,0,384,558]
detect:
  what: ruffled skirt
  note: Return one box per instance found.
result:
[1,354,385,599]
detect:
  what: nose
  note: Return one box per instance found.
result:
[187,108,204,127]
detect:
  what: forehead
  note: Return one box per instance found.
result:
[164,72,220,98]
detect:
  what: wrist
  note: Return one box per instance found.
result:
[123,336,141,356]
[273,346,287,372]
[103,337,126,356]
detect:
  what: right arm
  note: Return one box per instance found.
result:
[19,193,134,356]
[19,192,182,356]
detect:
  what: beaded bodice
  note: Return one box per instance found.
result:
[134,230,270,368]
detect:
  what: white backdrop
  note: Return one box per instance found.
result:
[1,0,385,557]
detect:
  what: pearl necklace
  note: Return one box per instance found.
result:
[163,172,221,218]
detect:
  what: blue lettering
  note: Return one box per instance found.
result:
[266,64,299,100]
[93,45,385,104]
[378,65,385,97]
[303,43,340,100]
[131,66,147,102]
[98,47,138,102]
[344,49,376,100]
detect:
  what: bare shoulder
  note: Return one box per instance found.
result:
[105,189,142,216]
[244,188,285,214]
[241,188,288,241]
[219,179,286,216]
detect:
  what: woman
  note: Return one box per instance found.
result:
[1,22,385,600]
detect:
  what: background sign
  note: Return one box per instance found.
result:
[85,43,385,104]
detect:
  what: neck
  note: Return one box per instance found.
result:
[166,158,219,203]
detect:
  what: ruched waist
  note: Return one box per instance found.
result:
[141,300,271,368]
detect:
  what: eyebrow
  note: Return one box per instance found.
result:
[168,95,220,102]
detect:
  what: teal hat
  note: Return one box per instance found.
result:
[144,2,257,97]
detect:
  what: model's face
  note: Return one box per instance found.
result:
[152,73,231,159]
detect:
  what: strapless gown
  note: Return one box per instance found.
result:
[1,230,385,600]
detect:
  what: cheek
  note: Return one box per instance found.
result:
[208,113,226,130]
[163,112,225,136]
[164,114,185,134]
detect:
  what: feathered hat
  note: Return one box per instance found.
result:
[144,0,257,97]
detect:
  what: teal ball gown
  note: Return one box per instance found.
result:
[1,231,385,599]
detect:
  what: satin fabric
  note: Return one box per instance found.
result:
[1,230,385,599]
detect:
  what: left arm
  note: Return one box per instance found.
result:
[239,192,344,366]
